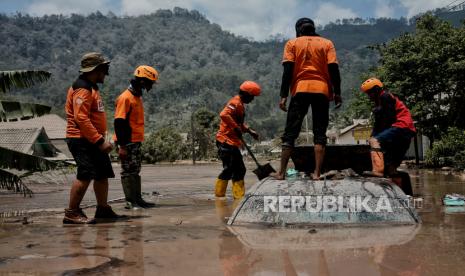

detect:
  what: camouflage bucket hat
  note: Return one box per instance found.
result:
[79,52,110,73]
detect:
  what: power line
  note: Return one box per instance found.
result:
[445,0,462,8]
[445,0,465,11]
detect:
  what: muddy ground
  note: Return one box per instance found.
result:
[1,163,465,275]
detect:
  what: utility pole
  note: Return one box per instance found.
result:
[191,111,196,165]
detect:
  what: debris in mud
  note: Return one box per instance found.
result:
[25,243,39,249]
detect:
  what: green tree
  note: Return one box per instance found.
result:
[373,13,465,142]
[425,127,465,169]
[189,108,218,161]
[141,127,188,163]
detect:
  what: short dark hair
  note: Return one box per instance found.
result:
[295,17,315,36]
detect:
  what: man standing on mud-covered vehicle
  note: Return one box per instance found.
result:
[272,18,342,180]
[114,65,158,209]
[64,52,122,224]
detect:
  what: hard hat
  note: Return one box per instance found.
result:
[361,78,383,93]
[239,81,261,96]
[134,65,158,81]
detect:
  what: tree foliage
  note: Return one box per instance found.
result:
[373,13,465,142]
[141,127,189,163]
[0,70,51,93]
[425,127,465,169]
[189,107,218,161]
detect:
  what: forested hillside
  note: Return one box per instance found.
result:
[1,7,463,138]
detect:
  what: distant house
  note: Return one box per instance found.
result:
[333,119,429,160]
[0,127,63,158]
[335,119,371,145]
[0,114,70,158]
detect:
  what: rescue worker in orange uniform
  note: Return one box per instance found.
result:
[215,81,261,199]
[64,52,121,224]
[361,78,416,177]
[273,18,342,180]
[114,65,158,209]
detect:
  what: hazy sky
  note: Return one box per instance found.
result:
[0,0,456,40]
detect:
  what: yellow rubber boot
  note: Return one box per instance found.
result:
[215,178,228,197]
[232,180,245,200]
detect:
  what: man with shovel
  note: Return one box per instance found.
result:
[215,81,261,200]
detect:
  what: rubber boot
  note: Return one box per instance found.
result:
[390,171,413,196]
[215,178,228,197]
[232,180,245,200]
[121,176,140,209]
[134,175,156,208]
[364,150,384,177]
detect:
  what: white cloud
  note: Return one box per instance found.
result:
[120,0,298,40]
[398,0,451,17]
[120,0,192,16]
[375,0,395,18]
[196,0,298,40]
[314,3,358,25]
[25,0,112,15]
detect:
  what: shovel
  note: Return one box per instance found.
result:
[241,137,275,180]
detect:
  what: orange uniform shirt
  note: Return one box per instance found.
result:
[65,81,107,144]
[216,95,248,147]
[113,89,145,143]
[282,36,338,99]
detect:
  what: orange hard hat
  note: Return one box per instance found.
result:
[361,78,383,93]
[239,81,261,96]
[134,65,158,82]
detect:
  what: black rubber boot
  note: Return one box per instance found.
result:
[121,176,142,210]
[134,175,156,208]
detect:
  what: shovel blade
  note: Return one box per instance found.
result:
[253,163,276,180]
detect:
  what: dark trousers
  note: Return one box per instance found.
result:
[374,127,414,167]
[281,93,329,147]
[217,141,246,181]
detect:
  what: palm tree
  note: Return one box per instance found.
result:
[0,70,51,93]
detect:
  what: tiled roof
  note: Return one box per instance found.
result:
[0,114,66,139]
[0,128,41,154]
